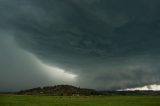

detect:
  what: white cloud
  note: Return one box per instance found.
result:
[120,84,160,91]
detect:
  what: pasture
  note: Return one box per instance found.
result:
[0,95,160,106]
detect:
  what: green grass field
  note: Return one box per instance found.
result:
[0,95,160,106]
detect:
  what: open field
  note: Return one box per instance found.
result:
[0,95,160,106]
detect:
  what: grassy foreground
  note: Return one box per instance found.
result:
[0,95,160,106]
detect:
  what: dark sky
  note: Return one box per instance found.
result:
[1,0,160,91]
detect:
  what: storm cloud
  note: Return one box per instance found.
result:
[1,0,160,91]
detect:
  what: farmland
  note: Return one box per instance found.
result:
[0,95,160,106]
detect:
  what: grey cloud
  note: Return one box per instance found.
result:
[0,34,77,92]
[1,0,160,91]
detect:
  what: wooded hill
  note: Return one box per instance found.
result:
[18,85,160,96]
[18,85,96,96]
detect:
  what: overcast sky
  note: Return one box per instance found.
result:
[1,0,160,91]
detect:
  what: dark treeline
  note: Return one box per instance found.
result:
[18,85,95,96]
[17,85,160,96]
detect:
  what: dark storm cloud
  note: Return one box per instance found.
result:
[1,0,160,91]
[0,34,77,92]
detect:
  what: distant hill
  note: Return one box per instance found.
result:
[18,85,160,96]
[18,85,96,96]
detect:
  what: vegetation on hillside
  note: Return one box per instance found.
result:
[17,85,160,96]
[18,85,95,96]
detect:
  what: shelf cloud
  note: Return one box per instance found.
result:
[1,0,160,91]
